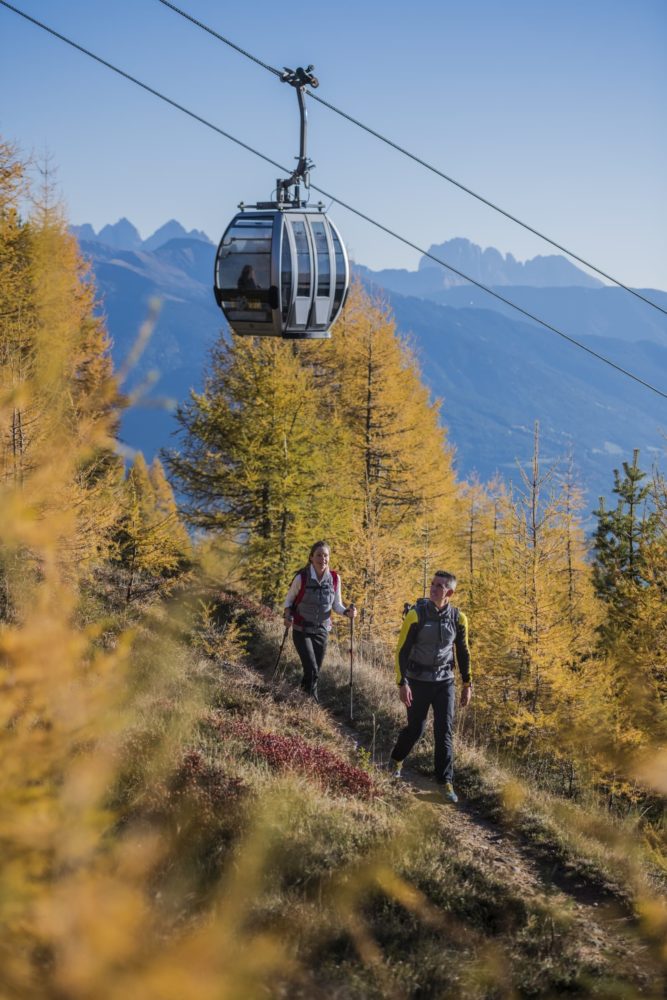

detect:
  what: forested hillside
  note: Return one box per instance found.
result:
[1,140,665,998]
[75,226,667,506]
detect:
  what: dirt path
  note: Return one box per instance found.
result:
[386,759,659,992]
[267,658,663,993]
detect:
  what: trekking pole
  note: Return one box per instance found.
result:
[271,623,291,682]
[349,615,354,721]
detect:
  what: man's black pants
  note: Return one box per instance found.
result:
[292,627,328,701]
[391,678,456,782]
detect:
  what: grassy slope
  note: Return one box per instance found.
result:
[118,596,666,999]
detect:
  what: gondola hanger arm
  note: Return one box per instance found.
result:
[276,64,319,205]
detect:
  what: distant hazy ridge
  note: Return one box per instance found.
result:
[73,220,667,508]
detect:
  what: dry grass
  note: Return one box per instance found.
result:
[183,608,665,997]
[1,538,664,999]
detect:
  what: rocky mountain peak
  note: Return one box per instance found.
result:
[70,218,212,253]
[418,237,602,288]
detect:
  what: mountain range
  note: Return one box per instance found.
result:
[71,217,212,253]
[73,220,667,510]
[359,237,604,292]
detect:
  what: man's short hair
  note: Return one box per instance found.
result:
[434,570,457,591]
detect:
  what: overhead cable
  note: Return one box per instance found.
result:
[157,0,283,79]
[155,0,667,321]
[0,3,284,176]
[1,0,666,402]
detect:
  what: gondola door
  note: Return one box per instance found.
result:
[310,217,333,329]
[285,215,314,334]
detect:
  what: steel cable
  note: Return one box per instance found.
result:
[155,0,667,321]
[1,0,665,401]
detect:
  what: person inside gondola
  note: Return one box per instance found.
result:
[237,263,259,290]
[282,541,356,702]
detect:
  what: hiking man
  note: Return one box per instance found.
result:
[389,570,472,802]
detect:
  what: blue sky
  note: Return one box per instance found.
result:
[1,0,666,291]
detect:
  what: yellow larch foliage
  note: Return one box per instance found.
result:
[112,453,190,603]
[167,333,340,604]
[0,143,122,606]
[0,143,295,1000]
[150,455,192,560]
[467,426,609,785]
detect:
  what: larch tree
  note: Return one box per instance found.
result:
[112,454,189,603]
[32,174,122,575]
[0,142,122,615]
[149,456,192,564]
[165,334,337,605]
[0,141,32,620]
[0,141,34,492]
[509,429,585,759]
[473,425,603,781]
[0,147,134,987]
[455,477,513,741]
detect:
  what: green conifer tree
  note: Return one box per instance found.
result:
[593,449,660,617]
[590,456,666,791]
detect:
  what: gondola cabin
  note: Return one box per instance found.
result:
[213,207,349,339]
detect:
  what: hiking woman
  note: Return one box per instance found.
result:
[282,541,356,701]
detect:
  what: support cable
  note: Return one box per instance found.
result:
[0,2,285,175]
[157,0,283,79]
[1,0,665,401]
[154,0,667,320]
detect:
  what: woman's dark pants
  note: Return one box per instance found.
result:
[391,678,456,782]
[292,627,328,701]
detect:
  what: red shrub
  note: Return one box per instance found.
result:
[218,720,375,799]
[172,749,245,813]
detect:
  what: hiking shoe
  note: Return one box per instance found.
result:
[388,759,403,779]
[439,782,458,803]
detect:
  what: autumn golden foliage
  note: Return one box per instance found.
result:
[0,142,122,606]
[167,334,337,604]
[112,454,191,603]
[1,138,664,998]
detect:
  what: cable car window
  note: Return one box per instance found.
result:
[331,228,346,312]
[311,222,331,297]
[217,221,272,291]
[281,234,292,324]
[292,221,311,297]
[231,218,273,228]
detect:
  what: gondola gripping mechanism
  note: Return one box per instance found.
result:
[277,65,319,207]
